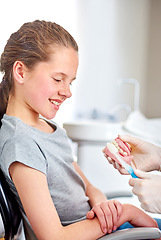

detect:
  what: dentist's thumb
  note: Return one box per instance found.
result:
[129,169,152,187]
[133,169,153,179]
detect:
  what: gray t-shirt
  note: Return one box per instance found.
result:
[0,114,91,239]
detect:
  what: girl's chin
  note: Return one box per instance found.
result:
[41,111,57,120]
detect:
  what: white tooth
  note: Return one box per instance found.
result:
[112,141,120,151]
[112,140,128,155]
[51,100,60,106]
[119,149,124,153]
[112,141,117,147]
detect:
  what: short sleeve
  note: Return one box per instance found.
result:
[1,135,47,178]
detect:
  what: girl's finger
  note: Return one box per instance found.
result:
[106,200,118,231]
[86,209,95,219]
[92,204,108,234]
[100,202,113,233]
[114,200,122,219]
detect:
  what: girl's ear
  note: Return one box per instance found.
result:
[12,61,26,84]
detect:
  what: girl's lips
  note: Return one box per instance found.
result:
[49,98,62,104]
[49,99,62,110]
[49,100,61,106]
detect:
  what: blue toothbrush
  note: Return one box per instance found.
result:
[115,152,139,178]
[106,143,139,178]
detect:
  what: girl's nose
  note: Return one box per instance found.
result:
[59,84,72,98]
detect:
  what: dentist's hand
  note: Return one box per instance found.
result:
[129,169,161,213]
[119,135,161,172]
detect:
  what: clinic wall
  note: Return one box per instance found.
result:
[146,0,161,118]
[71,0,161,121]
[69,0,151,122]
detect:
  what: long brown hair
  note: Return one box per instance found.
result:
[0,20,78,127]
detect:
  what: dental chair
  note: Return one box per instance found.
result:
[0,169,161,240]
[0,168,22,240]
[99,227,161,239]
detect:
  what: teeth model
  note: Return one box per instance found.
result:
[104,137,133,166]
[104,137,138,178]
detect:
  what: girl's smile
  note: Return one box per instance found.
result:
[10,46,79,123]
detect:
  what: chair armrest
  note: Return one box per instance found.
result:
[98,227,161,240]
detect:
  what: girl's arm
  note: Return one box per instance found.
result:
[9,161,107,240]
[73,162,158,233]
[73,162,121,233]
[117,203,158,229]
[73,162,108,205]
[9,162,158,240]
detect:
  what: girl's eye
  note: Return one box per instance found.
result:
[53,78,62,82]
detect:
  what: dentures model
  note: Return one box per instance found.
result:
[104,137,133,166]
[104,137,138,178]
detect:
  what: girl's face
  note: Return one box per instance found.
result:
[21,46,79,120]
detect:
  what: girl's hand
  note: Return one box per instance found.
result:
[117,203,158,229]
[86,199,122,234]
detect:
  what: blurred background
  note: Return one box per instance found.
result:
[0,0,161,125]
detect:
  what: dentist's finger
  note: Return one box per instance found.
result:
[112,161,129,175]
[130,170,153,180]
[118,134,137,147]
[129,176,140,187]
[134,169,153,179]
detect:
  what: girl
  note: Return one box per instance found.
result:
[0,20,159,240]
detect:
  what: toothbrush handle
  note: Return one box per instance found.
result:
[130,170,139,178]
